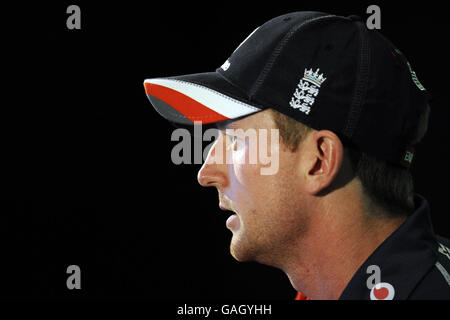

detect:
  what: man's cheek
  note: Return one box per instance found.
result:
[232,161,261,185]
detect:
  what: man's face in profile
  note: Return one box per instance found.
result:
[197,109,311,267]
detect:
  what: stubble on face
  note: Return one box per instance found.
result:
[228,173,310,268]
[219,110,311,268]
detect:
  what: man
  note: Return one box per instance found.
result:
[143,11,450,299]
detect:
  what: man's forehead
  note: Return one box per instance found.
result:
[217,109,274,130]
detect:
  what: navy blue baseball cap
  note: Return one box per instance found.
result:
[144,11,430,167]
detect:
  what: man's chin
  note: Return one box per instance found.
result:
[230,246,247,262]
[229,234,254,262]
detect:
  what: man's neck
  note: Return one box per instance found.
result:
[282,192,407,300]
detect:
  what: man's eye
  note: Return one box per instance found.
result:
[223,131,237,144]
[228,135,238,144]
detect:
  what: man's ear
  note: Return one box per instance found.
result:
[301,130,344,195]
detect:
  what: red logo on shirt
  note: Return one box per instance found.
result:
[370,282,395,300]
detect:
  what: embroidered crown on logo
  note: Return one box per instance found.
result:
[303,68,326,87]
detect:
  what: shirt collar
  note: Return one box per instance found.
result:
[339,194,438,300]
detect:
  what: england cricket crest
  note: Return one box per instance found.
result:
[289,68,326,115]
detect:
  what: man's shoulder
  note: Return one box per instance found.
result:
[408,235,450,300]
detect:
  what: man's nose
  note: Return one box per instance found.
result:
[197,139,228,188]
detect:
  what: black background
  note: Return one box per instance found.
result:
[6,1,450,302]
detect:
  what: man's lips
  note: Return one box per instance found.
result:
[219,202,238,216]
[226,214,239,230]
[218,191,232,210]
[219,203,240,230]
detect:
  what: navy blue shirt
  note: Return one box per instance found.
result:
[339,194,450,300]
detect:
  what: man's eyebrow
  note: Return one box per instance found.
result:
[216,120,240,131]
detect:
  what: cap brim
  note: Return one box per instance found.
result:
[144,72,262,125]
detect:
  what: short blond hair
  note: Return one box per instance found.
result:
[269,109,312,152]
